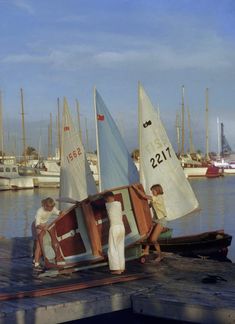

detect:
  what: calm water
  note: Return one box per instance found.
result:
[0,177,235,261]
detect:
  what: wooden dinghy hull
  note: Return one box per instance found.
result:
[39,184,152,269]
[159,230,232,258]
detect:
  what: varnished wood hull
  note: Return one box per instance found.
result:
[159,230,232,258]
[39,184,152,269]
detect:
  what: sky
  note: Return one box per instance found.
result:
[0,0,235,157]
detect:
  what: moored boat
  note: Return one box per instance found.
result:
[19,160,60,188]
[0,164,34,190]
[158,230,232,259]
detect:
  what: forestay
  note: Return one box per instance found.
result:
[94,88,139,192]
[138,83,199,221]
[60,98,97,210]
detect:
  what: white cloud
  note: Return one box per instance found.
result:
[9,0,34,14]
[1,23,235,75]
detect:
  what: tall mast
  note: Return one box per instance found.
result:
[187,105,194,154]
[85,117,89,153]
[38,127,42,160]
[175,112,181,155]
[217,117,221,159]
[57,98,61,160]
[48,112,53,159]
[48,124,50,158]
[76,99,82,143]
[205,88,209,160]
[20,88,27,166]
[221,122,224,158]
[181,85,185,155]
[0,91,4,160]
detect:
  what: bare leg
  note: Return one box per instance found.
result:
[34,239,42,264]
[143,244,150,255]
[149,223,164,261]
[34,228,43,265]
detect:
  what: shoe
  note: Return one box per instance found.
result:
[34,263,43,271]
[110,270,122,275]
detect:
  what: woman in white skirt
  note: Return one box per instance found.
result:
[103,191,125,275]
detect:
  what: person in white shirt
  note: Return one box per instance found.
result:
[33,197,62,268]
[103,191,125,275]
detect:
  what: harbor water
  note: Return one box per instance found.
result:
[0,176,235,262]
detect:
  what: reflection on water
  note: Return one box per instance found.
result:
[0,177,235,261]
[171,176,235,262]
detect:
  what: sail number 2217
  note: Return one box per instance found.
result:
[66,147,82,163]
[150,147,171,168]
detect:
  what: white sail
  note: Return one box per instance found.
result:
[138,83,199,221]
[60,98,97,210]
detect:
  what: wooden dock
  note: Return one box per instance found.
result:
[0,237,235,324]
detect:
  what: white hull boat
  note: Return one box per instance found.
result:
[0,164,34,190]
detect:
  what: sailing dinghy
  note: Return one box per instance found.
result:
[38,97,152,270]
[138,84,232,257]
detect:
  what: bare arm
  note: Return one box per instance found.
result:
[131,184,152,201]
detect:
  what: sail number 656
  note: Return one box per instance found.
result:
[150,147,171,169]
[66,147,82,163]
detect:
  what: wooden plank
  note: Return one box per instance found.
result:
[0,273,152,301]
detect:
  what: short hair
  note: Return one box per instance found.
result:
[103,191,114,200]
[41,197,55,207]
[150,184,163,195]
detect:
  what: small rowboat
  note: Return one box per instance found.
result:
[159,230,232,259]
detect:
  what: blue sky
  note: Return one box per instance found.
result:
[0,0,235,156]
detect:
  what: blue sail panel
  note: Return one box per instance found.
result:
[95,90,139,191]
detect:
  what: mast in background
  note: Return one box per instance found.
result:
[181,85,185,155]
[175,112,181,155]
[20,88,27,166]
[85,117,89,153]
[76,99,82,143]
[187,105,194,154]
[217,117,221,159]
[48,112,52,159]
[205,88,210,160]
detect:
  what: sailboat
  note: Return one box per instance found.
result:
[38,97,152,270]
[213,120,235,174]
[138,83,232,258]
[138,83,199,220]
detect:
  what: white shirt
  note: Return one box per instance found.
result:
[105,201,123,226]
[35,206,60,226]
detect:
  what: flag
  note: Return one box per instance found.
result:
[97,114,104,121]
